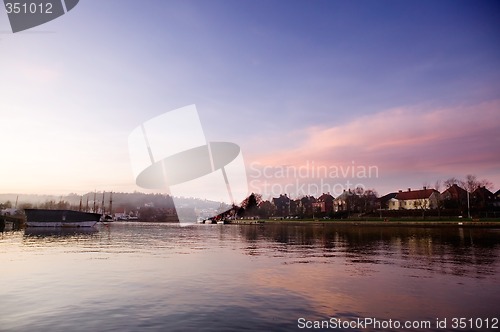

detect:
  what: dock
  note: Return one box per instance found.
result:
[1,215,24,231]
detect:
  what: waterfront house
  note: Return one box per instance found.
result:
[388,187,439,210]
[495,190,500,207]
[471,186,495,210]
[295,196,316,216]
[379,192,397,210]
[113,207,129,220]
[272,194,291,217]
[334,189,353,212]
[314,193,334,214]
[440,184,468,210]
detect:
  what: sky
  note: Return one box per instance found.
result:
[0,0,499,199]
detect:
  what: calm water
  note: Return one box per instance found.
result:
[1,223,499,331]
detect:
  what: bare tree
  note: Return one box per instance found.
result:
[414,198,429,218]
[479,179,494,191]
[434,180,445,218]
[444,177,460,188]
[360,189,378,213]
[460,174,493,192]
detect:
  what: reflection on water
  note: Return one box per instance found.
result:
[1,222,499,331]
[24,227,100,237]
[238,224,500,277]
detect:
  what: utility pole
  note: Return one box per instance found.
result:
[467,190,471,219]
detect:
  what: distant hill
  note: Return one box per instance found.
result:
[0,192,225,212]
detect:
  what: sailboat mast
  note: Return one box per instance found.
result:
[102,191,105,214]
[109,191,113,216]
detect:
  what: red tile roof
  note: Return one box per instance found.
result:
[317,193,334,201]
[441,184,467,199]
[395,189,438,200]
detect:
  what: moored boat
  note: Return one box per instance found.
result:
[24,209,101,227]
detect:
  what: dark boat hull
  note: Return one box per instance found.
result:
[24,209,101,227]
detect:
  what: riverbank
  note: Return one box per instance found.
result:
[230,218,500,227]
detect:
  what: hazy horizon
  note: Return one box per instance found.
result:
[1,1,499,197]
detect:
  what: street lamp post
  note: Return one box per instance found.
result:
[467,190,471,219]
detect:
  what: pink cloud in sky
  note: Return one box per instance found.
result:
[246,100,500,195]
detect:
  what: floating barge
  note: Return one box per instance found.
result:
[24,209,101,227]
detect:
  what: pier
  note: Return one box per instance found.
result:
[0,215,24,231]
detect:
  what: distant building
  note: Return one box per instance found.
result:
[334,189,353,212]
[440,184,468,210]
[471,186,495,210]
[314,193,334,214]
[295,196,316,216]
[379,192,397,210]
[388,187,439,210]
[272,194,291,216]
[495,190,500,208]
[113,207,130,220]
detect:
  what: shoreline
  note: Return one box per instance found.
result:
[229,219,500,228]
